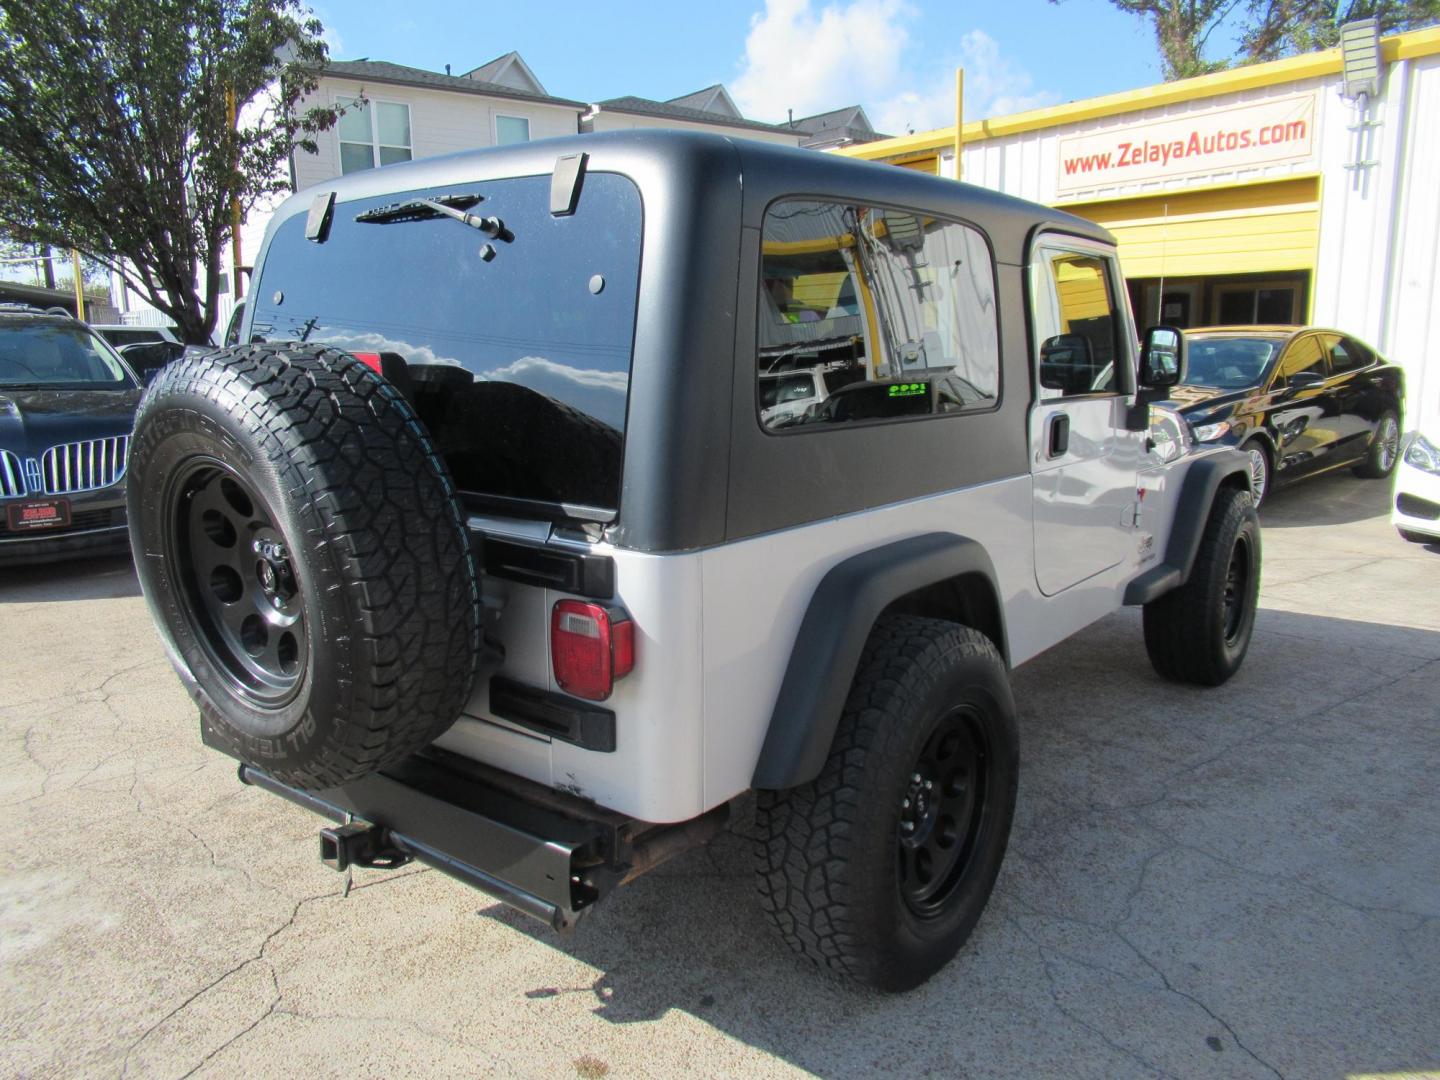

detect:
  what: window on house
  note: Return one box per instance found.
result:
[337,98,412,174]
[495,115,531,146]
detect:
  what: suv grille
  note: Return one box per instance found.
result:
[0,450,22,497]
[40,436,129,495]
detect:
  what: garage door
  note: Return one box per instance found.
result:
[1063,177,1320,278]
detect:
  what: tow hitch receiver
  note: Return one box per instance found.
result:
[319,822,413,873]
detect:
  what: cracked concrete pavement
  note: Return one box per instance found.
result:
[2,470,1438,1079]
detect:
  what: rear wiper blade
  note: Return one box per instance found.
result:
[355,191,482,223]
[355,192,511,241]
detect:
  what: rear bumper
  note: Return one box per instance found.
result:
[224,739,729,930]
[236,753,624,929]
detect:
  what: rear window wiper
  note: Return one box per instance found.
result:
[355,192,512,241]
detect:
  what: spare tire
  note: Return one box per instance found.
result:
[128,343,481,790]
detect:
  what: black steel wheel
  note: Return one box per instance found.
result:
[1143,486,1261,686]
[1221,527,1254,649]
[897,707,989,918]
[168,461,308,707]
[128,343,481,790]
[756,616,1019,992]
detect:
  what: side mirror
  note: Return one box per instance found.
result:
[1139,325,1185,389]
[1039,334,1094,394]
[1285,370,1324,390]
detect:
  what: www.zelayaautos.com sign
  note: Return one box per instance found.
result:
[1056,94,1318,195]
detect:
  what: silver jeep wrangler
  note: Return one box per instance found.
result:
[129,131,1258,992]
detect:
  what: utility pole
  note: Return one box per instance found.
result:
[953,68,964,182]
[39,244,54,289]
[227,87,244,300]
[70,249,85,321]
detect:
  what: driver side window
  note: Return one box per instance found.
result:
[1272,335,1327,387]
[1034,249,1122,399]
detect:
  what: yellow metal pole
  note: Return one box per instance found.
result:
[954,68,964,182]
[70,248,85,321]
[227,87,244,300]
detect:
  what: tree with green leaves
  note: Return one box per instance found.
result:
[1067,0,1439,80]
[0,1,345,343]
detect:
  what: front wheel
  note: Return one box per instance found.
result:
[1143,486,1261,686]
[1242,440,1272,507]
[754,616,1018,992]
[1354,411,1401,479]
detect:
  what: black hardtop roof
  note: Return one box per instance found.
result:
[263,130,1111,264]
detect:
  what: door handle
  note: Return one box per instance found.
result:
[1048,414,1070,457]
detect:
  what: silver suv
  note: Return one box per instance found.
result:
[127,132,1258,991]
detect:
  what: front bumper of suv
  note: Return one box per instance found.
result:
[0,486,130,567]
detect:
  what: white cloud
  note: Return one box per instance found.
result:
[873,31,1057,134]
[308,5,344,56]
[482,355,628,394]
[732,0,914,122]
[733,3,1054,136]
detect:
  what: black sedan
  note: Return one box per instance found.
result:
[1170,326,1404,505]
[0,309,142,565]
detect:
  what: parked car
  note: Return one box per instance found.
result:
[221,300,246,347]
[1393,419,1440,545]
[114,339,187,379]
[91,323,180,350]
[0,308,140,565]
[125,132,1258,992]
[759,366,831,426]
[1169,326,1404,504]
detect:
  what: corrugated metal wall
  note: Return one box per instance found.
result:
[1062,178,1320,278]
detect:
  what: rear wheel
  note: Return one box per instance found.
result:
[128,343,482,790]
[754,616,1018,992]
[1354,411,1400,479]
[1143,487,1261,686]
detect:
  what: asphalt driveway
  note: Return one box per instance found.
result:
[3,470,1437,1079]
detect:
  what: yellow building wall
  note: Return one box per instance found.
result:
[1055,178,1320,278]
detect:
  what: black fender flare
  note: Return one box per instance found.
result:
[751,532,1006,791]
[1123,448,1252,606]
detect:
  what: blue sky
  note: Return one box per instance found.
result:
[312,0,1184,134]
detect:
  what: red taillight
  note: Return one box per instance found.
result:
[351,351,383,374]
[551,600,635,701]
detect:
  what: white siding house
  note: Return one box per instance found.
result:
[114,53,858,337]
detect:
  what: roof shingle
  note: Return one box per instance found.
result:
[322,59,584,108]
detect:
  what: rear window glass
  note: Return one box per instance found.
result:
[248,172,643,516]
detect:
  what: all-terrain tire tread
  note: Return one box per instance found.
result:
[753,615,1003,984]
[131,343,480,788]
[1142,486,1257,686]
